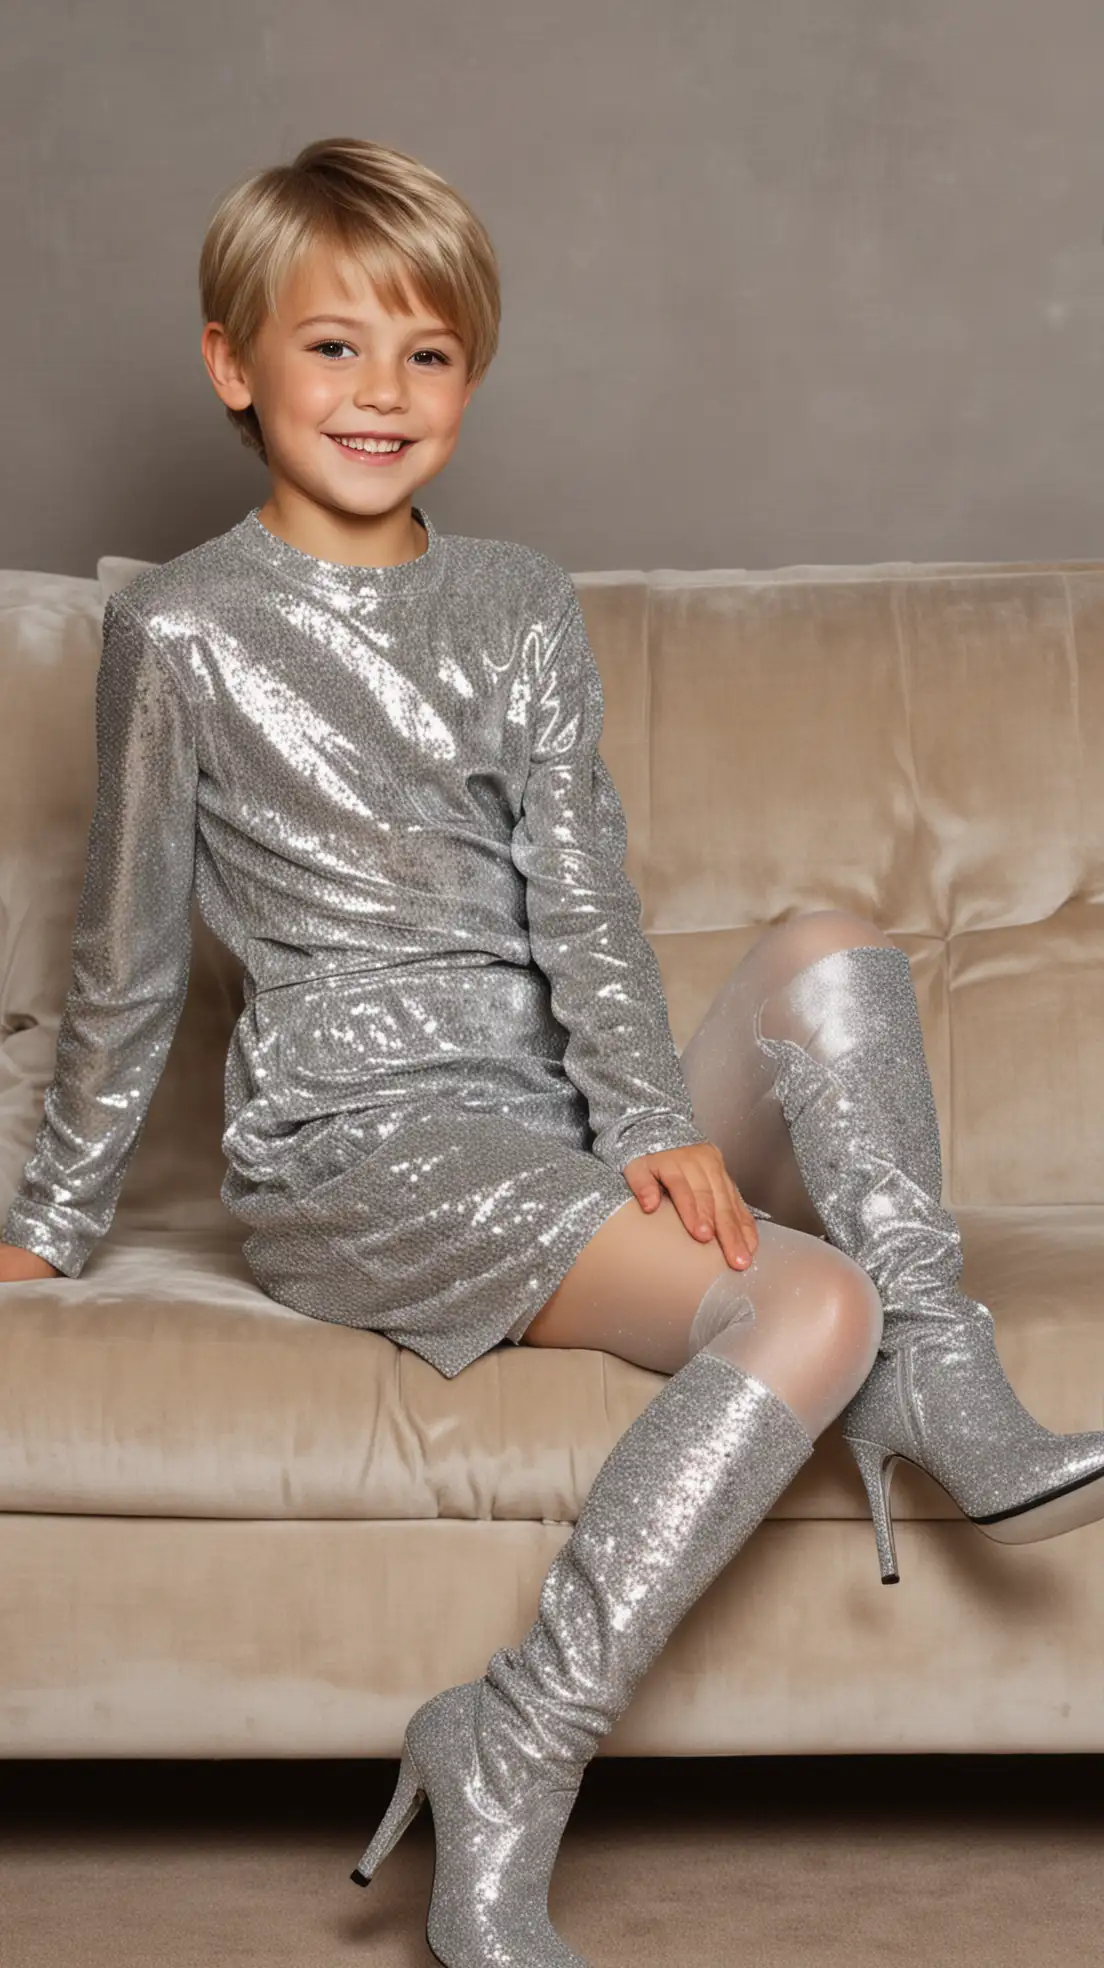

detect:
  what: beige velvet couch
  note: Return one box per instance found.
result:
[2,547,1103,1759]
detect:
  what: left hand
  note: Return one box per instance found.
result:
[622,1143,759,1271]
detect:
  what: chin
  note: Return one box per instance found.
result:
[303,476,402,517]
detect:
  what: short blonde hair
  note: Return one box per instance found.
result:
[199,136,500,459]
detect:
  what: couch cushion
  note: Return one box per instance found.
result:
[1,1206,1100,1523]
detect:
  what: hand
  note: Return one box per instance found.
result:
[0,1242,61,1282]
[621,1142,759,1270]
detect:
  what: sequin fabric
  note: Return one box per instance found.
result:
[756,942,1104,1524]
[3,505,711,1374]
[354,1352,813,1964]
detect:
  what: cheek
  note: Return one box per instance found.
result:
[264,358,344,429]
[422,376,470,436]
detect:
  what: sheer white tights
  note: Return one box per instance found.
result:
[522,909,891,1440]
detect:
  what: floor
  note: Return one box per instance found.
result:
[2,1755,1101,1966]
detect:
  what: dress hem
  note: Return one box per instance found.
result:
[275,1167,640,1379]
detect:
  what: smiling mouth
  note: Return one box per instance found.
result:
[326,434,416,459]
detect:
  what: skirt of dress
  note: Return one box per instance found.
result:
[225,1096,635,1379]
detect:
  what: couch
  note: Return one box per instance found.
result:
[2,544,1103,1758]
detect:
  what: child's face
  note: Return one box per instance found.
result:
[209,243,477,516]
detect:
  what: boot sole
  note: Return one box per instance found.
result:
[973,1463,1104,1544]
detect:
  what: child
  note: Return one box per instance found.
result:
[4,139,1102,1965]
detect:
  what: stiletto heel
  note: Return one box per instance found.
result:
[845,1435,901,1584]
[350,1742,426,1887]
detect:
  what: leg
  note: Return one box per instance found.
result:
[721,915,1104,1578]
[526,901,1104,1580]
[523,1192,882,1441]
[353,1343,815,1966]
[352,1134,881,1962]
[520,903,891,1441]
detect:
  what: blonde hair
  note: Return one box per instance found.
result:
[199,137,500,459]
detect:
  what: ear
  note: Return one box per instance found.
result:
[201,322,253,412]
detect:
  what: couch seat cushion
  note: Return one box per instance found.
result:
[1,1207,1101,1523]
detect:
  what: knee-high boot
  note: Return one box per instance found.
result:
[755,940,1104,1582]
[350,1348,812,1967]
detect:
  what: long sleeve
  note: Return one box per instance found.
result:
[510,566,709,1173]
[2,593,198,1276]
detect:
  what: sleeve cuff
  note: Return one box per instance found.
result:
[1,1203,89,1278]
[592,1115,712,1174]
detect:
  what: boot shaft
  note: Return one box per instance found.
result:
[484,1351,813,1769]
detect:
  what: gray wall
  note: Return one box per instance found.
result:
[5,0,1104,576]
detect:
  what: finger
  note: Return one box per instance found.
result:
[730,1184,759,1256]
[699,1150,757,1263]
[660,1168,720,1246]
[710,1161,758,1252]
[623,1166,664,1212]
[711,1181,755,1269]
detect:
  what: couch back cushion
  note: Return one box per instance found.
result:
[3,555,1104,1223]
[582,563,1104,1207]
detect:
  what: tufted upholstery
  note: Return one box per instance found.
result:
[2,552,1102,1756]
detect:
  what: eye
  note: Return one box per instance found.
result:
[309,339,356,359]
[412,349,450,366]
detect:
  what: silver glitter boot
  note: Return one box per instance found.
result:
[350,1349,812,1965]
[756,940,1104,1583]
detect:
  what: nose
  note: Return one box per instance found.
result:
[352,355,408,414]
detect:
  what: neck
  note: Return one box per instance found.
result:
[257,480,427,568]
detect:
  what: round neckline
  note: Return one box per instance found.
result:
[233,502,443,597]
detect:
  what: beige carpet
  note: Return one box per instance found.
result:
[2,1756,1101,1966]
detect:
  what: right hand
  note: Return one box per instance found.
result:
[0,1241,61,1282]
[622,1141,760,1270]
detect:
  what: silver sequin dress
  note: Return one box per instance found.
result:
[3,505,711,1375]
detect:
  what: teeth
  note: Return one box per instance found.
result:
[334,436,407,453]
